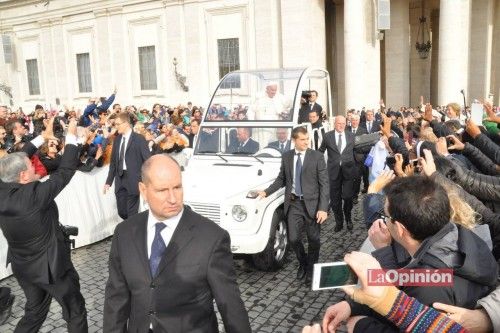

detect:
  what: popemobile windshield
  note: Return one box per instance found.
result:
[183,68,333,270]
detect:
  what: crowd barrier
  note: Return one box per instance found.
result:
[0,166,121,280]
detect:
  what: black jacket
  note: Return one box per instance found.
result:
[349,223,498,321]
[435,156,500,203]
[0,142,80,284]
[473,133,500,165]
[432,172,500,260]
[462,142,499,176]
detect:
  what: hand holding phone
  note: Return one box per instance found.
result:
[312,262,358,290]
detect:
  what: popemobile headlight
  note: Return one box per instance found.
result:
[232,205,248,222]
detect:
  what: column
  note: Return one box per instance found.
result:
[384,0,410,108]
[437,0,471,105]
[94,9,113,94]
[344,0,380,111]
[280,0,326,68]
[493,0,500,105]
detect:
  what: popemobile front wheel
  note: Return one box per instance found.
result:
[252,208,288,271]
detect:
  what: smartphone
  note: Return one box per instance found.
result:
[312,262,358,291]
[409,159,419,167]
[470,103,484,124]
[385,156,396,170]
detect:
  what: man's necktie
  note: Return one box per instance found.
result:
[150,223,167,277]
[280,142,284,152]
[352,128,356,134]
[238,142,243,152]
[367,122,372,133]
[118,137,126,176]
[295,153,302,196]
[338,133,343,153]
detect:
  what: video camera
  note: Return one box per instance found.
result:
[61,225,79,249]
[301,90,312,103]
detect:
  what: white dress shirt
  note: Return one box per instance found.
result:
[120,129,132,170]
[146,209,183,258]
[292,149,307,195]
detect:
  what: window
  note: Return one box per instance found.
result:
[217,38,240,88]
[76,53,92,93]
[26,59,40,95]
[138,46,157,90]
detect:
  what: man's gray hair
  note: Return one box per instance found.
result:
[0,152,28,183]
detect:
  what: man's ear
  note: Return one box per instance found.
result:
[138,182,147,201]
[394,220,407,239]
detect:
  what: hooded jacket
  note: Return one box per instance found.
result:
[350,223,498,319]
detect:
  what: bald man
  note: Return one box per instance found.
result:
[319,116,357,232]
[103,155,250,333]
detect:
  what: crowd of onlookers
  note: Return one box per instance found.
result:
[0,91,203,177]
[303,99,500,333]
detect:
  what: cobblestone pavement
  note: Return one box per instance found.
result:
[0,199,368,333]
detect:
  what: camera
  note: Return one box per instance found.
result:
[446,137,454,147]
[385,156,396,170]
[301,90,312,103]
[61,225,79,249]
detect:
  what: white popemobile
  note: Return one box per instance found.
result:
[183,68,333,270]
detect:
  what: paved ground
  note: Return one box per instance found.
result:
[0,199,368,333]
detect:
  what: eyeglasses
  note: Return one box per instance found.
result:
[379,213,393,224]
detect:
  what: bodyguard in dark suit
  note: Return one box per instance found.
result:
[227,127,260,154]
[104,154,250,333]
[267,128,291,153]
[105,112,151,220]
[0,119,87,332]
[361,109,381,134]
[259,127,329,285]
[319,116,357,232]
[347,114,369,201]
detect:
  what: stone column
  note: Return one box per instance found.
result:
[468,0,494,102]
[437,0,471,105]
[344,0,380,111]
[279,0,325,68]
[384,0,410,108]
[493,0,500,105]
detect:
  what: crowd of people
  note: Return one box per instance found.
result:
[1,87,500,333]
[298,98,500,332]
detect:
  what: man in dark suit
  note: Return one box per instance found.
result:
[104,112,151,220]
[258,127,329,286]
[347,114,368,203]
[267,128,291,153]
[227,127,259,154]
[319,116,357,232]
[0,118,88,332]
[103,154,251,333]
[298,90,323,124]
[361,109,381,134]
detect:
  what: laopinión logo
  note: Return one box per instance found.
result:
[367,268,454,287]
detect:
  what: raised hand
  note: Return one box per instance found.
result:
[368,170,395,194]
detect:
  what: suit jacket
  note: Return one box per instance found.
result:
[0,142,80,284]
[264,149,329,218]
[267,139,291,153]
[319,130,357,180]
[106,131,151,194]
[103,207,251,333]
[361,120,381,134]
[227,138,260,154]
